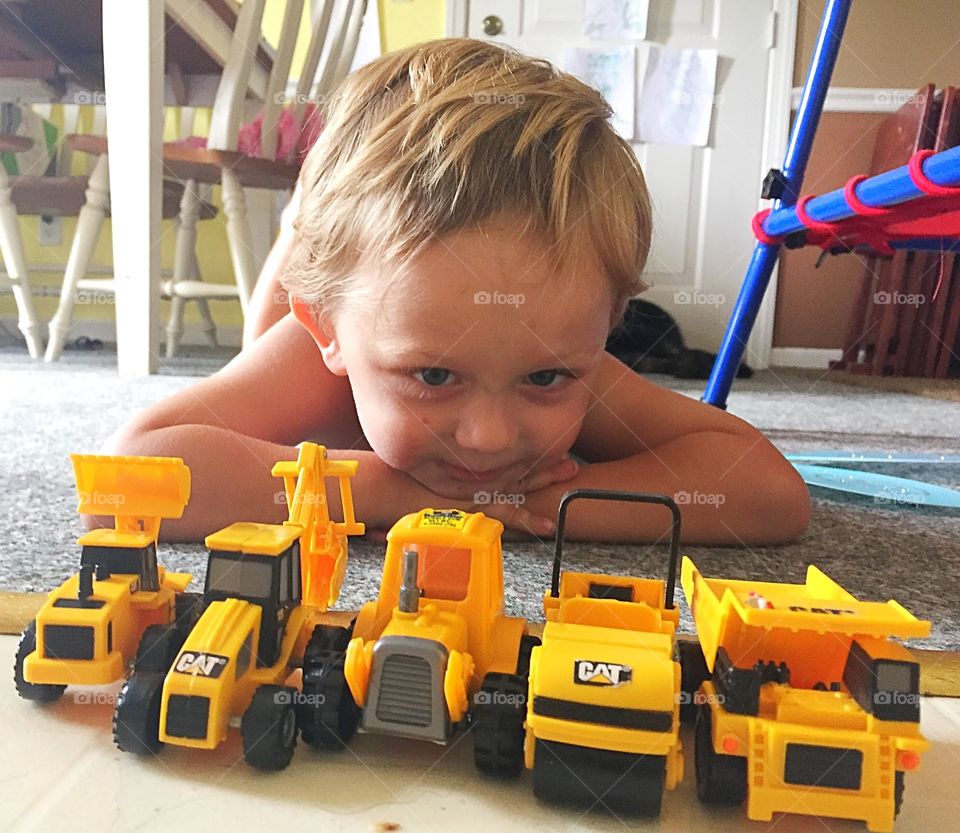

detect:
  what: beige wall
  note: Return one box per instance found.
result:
[777,1,958,350]
[794,0,960,88]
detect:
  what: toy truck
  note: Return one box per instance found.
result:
[523,489,684,816]
[112,443,364,770]
[14,454,195,703]
[296,506,540,774]
[681,556,930,832]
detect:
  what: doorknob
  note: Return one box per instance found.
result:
[482,15,504,37]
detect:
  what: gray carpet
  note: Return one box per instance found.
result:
[2,341,959,648]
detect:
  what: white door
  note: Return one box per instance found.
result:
[459,0,796,366]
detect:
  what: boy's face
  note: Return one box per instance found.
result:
[302,217,616,501]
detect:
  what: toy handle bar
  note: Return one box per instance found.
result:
[551,489,681,609]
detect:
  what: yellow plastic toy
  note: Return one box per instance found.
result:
[297,505,539,774]
[524,489,684,817]
[14,454,194,703]
[112,443,364,771]
[681,556,930,832]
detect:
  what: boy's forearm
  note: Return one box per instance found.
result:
[98,425,429,542]
[521,431,810,546]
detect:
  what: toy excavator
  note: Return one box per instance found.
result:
[15,454,196,703]
[682,556,930,832]
[113,443,364,771]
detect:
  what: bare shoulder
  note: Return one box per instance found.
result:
[127,315,366,448]
[573,352,755,463]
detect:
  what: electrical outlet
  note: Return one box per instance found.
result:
[39,214,62,246]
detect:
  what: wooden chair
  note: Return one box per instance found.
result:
[833,85,938,374]
[55,0,366,359]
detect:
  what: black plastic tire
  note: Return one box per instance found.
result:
[113,672,165,756]
[305,623,353,657]
[472,672,526,778]
[515,634,541,678]
[174,592,204,633]
[694,704,747,805]
[298,648,359,750]
[241,685,298,771]
[894,771,905,818]
[13,621,66,703]
[134,624,186,674]
[532,738,666,816]
[678,638,711,724]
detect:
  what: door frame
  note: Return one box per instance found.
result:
[446,1,801,369]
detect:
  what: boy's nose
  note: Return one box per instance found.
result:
[454,401,519,455]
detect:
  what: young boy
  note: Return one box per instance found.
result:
[102,38,809,545]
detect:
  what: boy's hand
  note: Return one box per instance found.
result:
[472,455,580,539]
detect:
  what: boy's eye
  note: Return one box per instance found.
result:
[527,369,567,387]
[414,368,453,386]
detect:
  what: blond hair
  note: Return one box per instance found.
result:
[285,38,651,321]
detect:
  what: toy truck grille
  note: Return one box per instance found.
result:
[43,624,95,660]
[362,636,451,742]
[166,695,211,740]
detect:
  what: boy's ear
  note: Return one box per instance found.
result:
[290,297,348,376]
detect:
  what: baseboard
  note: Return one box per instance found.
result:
[0,317,243,349]
[770,347,842,369]
[790,86,921,113]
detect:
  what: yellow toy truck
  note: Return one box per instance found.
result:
[14,454,196,703]
[112,443,364,770]
[523,489,684,816]
[682,556,930,832]
[297,506,540,775]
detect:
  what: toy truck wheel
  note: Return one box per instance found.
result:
[13,621,66,703]
[174,592,203,633]
[472,672,526,778]
[298,649,359,750]
[113,672,165,756]
[241,685,298,771]
[694,704,747,805]
[532,740,666,816]
[134,624,187,674]
[515,634,541,678]
[678,638,711,724]
[305,623,354,656]
[895,771,905,817]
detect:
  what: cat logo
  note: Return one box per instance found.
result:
[174,651,229,679]
[574,660,632,688]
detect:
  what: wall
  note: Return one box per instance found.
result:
[776,0,960,350]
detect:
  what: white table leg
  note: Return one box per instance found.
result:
[102,0,164,376]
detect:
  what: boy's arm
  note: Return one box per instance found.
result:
[521,354,810,545]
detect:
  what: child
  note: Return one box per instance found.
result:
[102,38,809,545]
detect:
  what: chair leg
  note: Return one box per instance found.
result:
[192,251,219,348]
[45,154,110,362]
[0,167,44,358]
[166,178,201,358]
[220,167,256,314]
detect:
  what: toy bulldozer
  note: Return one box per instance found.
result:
[523,489,685,816]
[15,454,196,703]
[112,443,364,771]
[681,556,930,832]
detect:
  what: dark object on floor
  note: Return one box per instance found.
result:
[606,300,753,380]
[64,336,104,351]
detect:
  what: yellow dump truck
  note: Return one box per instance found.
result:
[682,556,930,832]
[15,454,194,703]
[112,443,364,770]
[523,489,684,816]
[297,506,539,777]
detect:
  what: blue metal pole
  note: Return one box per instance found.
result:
[703,0,854,408]
[761,145,960,236]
